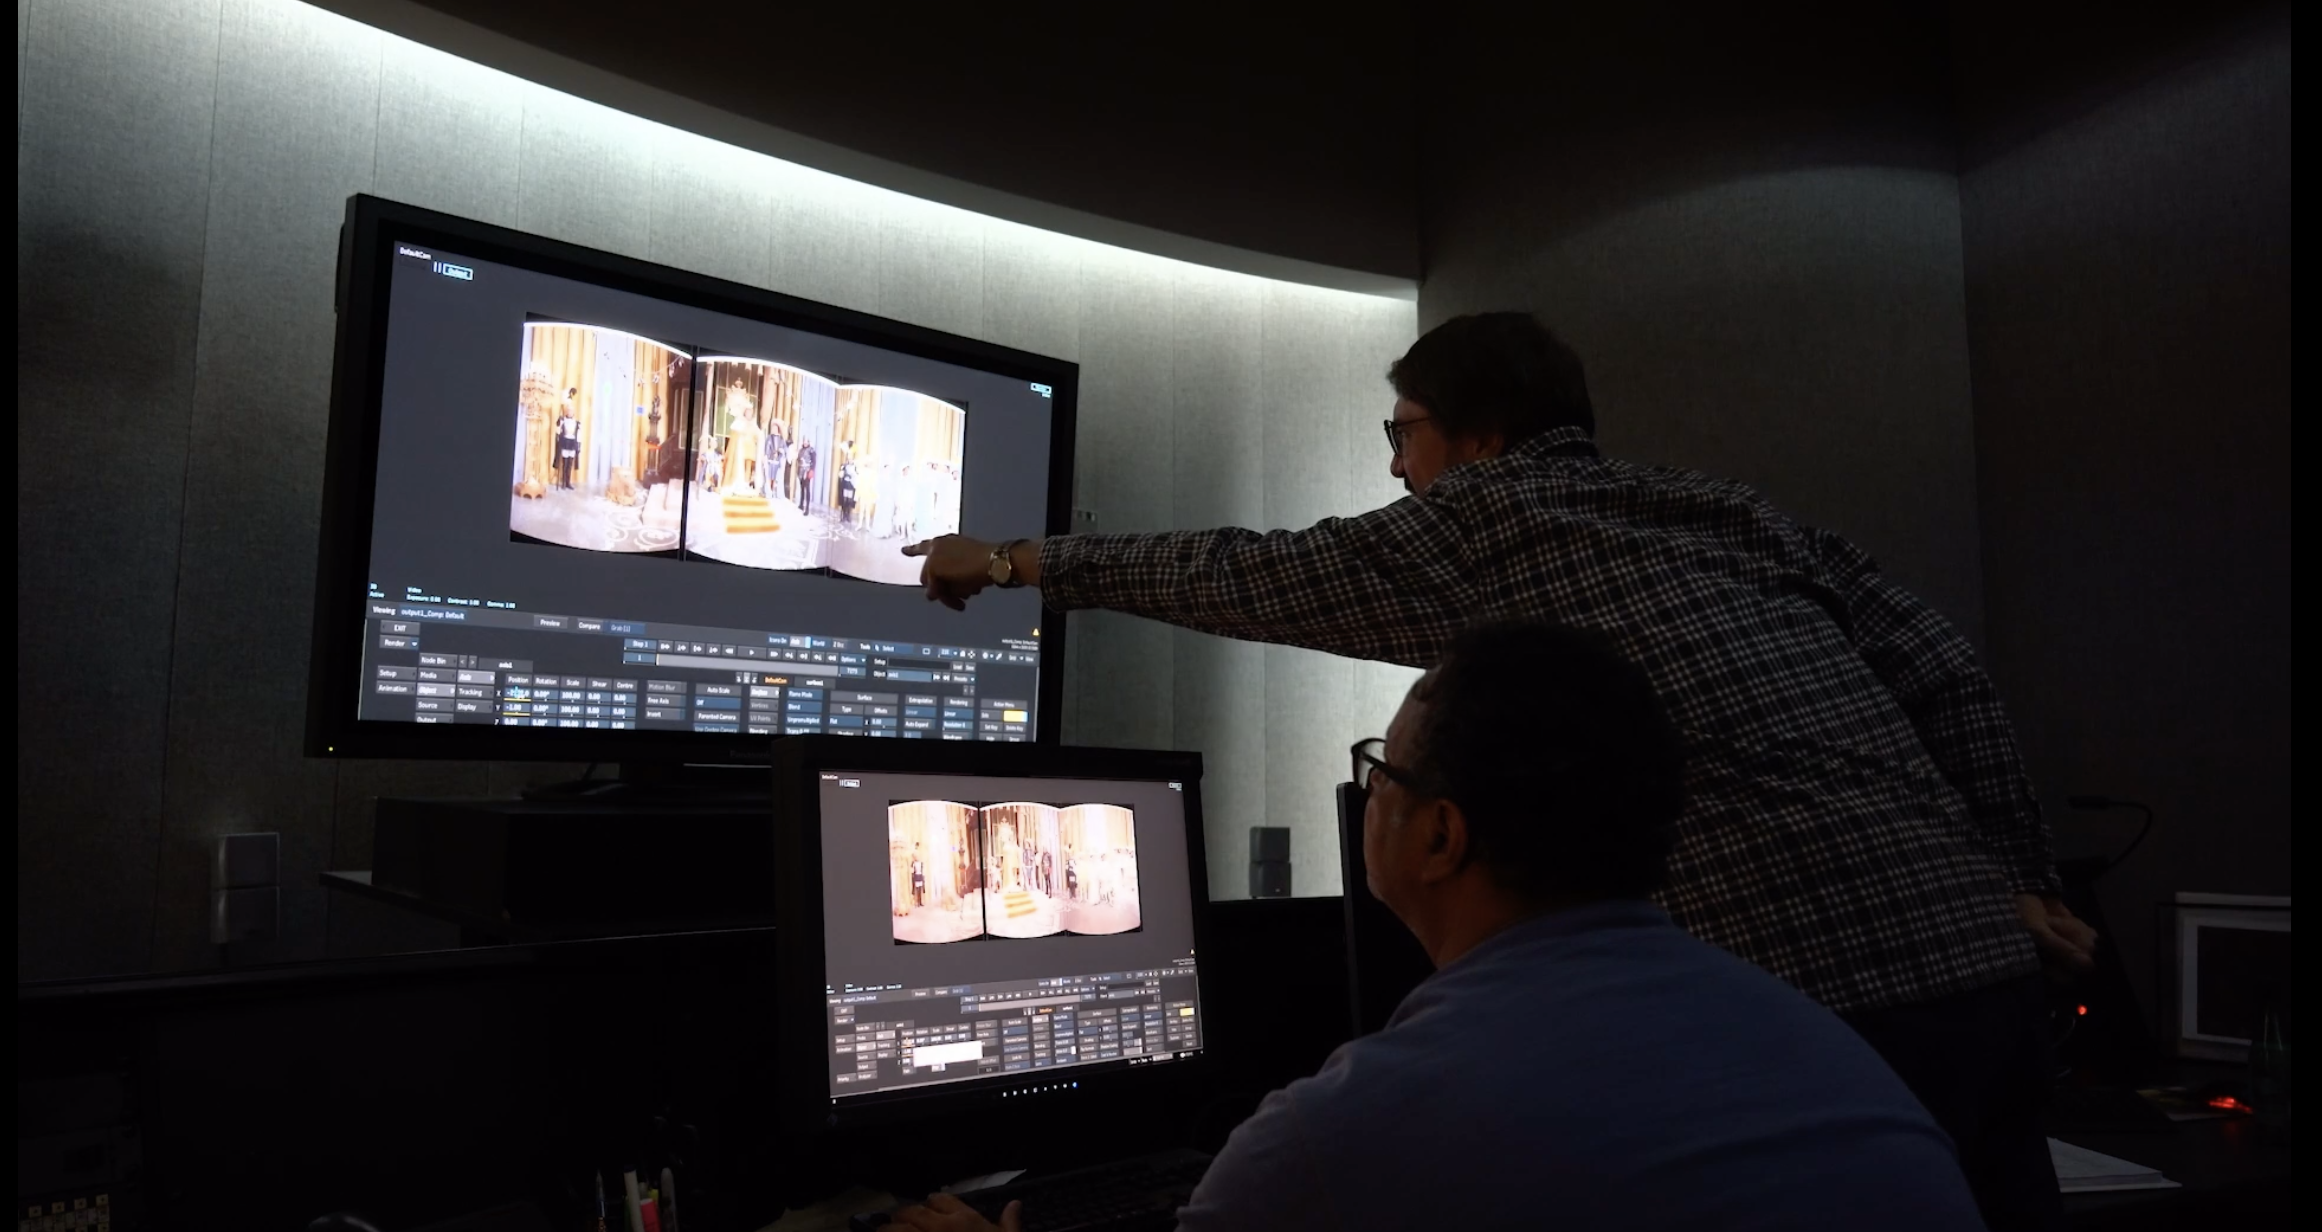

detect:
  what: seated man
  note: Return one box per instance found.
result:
[884,620,1983,1232]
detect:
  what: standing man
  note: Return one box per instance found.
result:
[800,441,819,515]
[698,436,722,493]
[906,313,2093,1231]
[763,418,786,499]
[553,389,582,491]
[919,463,943,539]
[911,843,927,909]
[644,393,665,482]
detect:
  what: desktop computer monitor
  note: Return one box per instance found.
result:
[774,737,1213,1135]
[307,195,1076,763]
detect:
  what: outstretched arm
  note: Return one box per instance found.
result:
[905,494,1492,668]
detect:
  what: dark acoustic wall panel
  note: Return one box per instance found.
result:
[1418,2,1985,644]
[150,0,397,975]
[1954,2,2292,1017]
[16,0,222,981]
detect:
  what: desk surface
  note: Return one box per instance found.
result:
[763,1118,2292,1232]
[319,870,750,943]
[2057,1115,2291,1229]
[320,870,561,943]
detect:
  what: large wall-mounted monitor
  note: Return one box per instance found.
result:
[308,195,1076,762]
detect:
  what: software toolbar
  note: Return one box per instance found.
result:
[358,594,1040,739]
[827,963,1202,1096]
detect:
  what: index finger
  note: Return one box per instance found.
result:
[901,539,931,557]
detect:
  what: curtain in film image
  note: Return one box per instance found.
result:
[887,801,1140,944]
[507,318,966,584]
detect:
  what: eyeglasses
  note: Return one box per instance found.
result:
[1381,415,1434,458]
[1351,737,1429,796]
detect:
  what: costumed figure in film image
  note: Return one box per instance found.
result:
[888,802,1140,943]
[509,320,694,553]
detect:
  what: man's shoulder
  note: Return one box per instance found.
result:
[1255,1024,1446,1139]
[1445,445,1778,511]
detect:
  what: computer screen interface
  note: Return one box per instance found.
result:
[353,239,1056,741]
[817,770,1206,1101]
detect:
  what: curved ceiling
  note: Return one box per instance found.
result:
[317,0,1420,295]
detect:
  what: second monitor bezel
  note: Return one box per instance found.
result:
[772,736,1216,1138]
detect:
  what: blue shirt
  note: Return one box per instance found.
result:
[1175,902,1984,1232]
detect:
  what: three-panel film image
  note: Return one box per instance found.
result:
[886,801,1142,944]
[508,318,966,584]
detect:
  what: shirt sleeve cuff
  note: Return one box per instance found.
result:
[2011,866,2063,897]
[1036,535,1092,608]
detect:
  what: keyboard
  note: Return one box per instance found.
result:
[851,1149,1212,1232]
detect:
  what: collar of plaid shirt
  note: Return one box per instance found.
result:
[1509,424,1601,460]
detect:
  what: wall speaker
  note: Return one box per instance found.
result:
[1249,826,1291,899]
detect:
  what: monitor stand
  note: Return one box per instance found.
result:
[519,760,772,803]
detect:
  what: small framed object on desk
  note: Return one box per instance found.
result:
[2160,893,2289,1062]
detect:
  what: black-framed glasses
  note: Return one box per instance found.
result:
[1382,415,1433,457]
[1351,737,1428,796]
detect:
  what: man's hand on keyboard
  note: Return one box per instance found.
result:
[880,1192,1022,1232]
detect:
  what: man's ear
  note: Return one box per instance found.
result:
[1416,798,1473,885]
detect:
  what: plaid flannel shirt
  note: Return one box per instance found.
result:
[1038,426,2049,1012]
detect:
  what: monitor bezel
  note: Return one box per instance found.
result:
[773,736,1215,1138]
[307,194,1079,762]
[2165,898,2291,1062]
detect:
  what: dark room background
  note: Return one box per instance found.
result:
[16,0,2291,1035]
